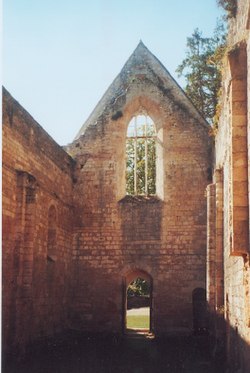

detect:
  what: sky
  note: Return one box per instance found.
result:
[3,0,224,145]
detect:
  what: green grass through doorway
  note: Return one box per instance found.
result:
[126,314,150,329]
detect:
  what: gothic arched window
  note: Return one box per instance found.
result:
[126,114,156,195]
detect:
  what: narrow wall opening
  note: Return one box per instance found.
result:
[124,271,152,334]
[126,114,156,196]
[47,205,57,262]
[192,288,208,335]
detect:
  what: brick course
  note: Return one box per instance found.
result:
[67,43,212,335]
[2,88,75,353]
[207,1,250,371]
[3,42,212,353]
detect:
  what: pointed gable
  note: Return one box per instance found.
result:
[75,41,208,140]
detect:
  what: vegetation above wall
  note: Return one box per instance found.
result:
[217,0,237,18]
[176,21,226,128]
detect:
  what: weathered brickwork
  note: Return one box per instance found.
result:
[2,43,212,354]
[207,1,250,371]
[67,42,212,335]
[3,5,250,370]
[2,88,75,353]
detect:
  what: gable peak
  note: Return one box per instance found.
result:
[74,41,209,140]
[134,40,149,54]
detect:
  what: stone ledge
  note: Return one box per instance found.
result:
[118,195,162,204]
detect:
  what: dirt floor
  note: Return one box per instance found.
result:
[3,331,225,373]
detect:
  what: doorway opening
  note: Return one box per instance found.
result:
[124,270,152,334]
[192,288,208,335]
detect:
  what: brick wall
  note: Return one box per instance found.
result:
[210,0,250,370]
[3,42,213,353]
[67,44,212,334]
[2,88,75,353]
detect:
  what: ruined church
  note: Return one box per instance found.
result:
[2,0,250,371]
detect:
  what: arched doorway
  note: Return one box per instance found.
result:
[123,270,152,334]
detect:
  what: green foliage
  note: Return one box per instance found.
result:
[176,21,226,124]
[126,315,150,329]
[127,277,150,297]
[126,124,156,195]
[217,0,237,18]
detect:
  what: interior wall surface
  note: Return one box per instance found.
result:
[212,1,250,371]
[67,46,212,334]
[2,88,75,353]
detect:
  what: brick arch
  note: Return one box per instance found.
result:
[121,95,165,135]
[48,204,57,227]
[124,268,152,287]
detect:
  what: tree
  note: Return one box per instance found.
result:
[217,0,237,18]
[126,118,156,195]
[176,21,226,124]
[127,278,150,297]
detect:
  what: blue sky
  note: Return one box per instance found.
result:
[3,1,224,145]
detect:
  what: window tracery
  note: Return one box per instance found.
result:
[126,114,156,195]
